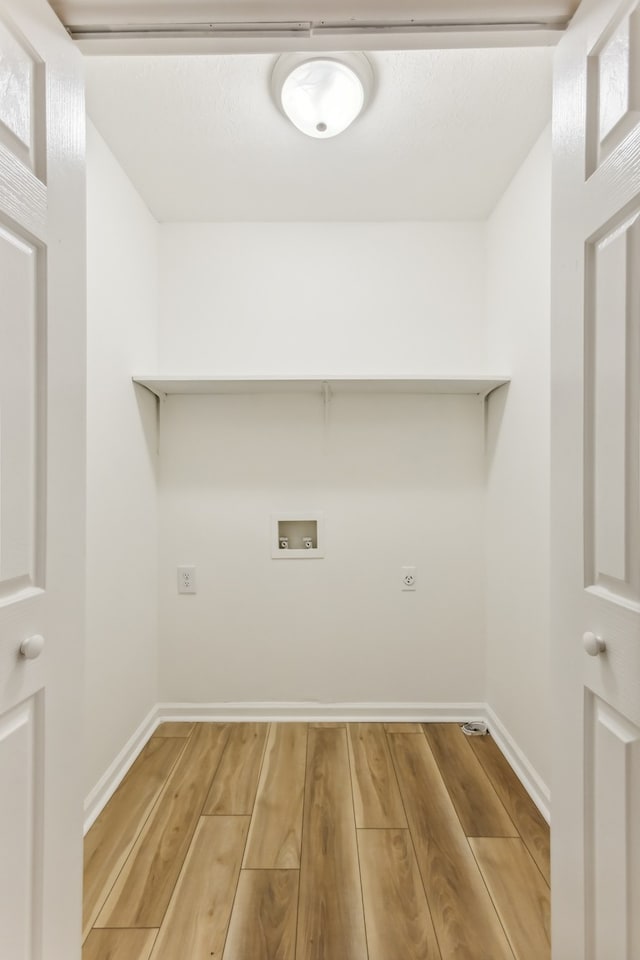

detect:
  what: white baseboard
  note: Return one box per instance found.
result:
[155,700,487,723]
[83,700,550,832]
[83,704,160,835]
[485,705,550,823]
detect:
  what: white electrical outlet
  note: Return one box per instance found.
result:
[401,566,417,591]
[177,565,197,594]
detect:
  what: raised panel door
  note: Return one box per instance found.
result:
[0,1,85,957]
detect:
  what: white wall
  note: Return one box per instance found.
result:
[156,222,489,706]
[84,135,552,799]
[158,223,487,375]
[158,392,486,705]
[85,122,160,796]
[485,127,551,789]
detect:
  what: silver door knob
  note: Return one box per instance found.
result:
[583,631,606,656]
[20,634,45,660]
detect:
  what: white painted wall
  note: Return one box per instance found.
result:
[85,122,160,796]
[156,223,489,706]
[485,127,551,788]
[158,223,487,376]
[84,131,552,801]
[158,392,486,705]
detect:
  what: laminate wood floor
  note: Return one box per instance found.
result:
[83,722,550,960]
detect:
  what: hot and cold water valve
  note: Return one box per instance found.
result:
[272,515,324,558]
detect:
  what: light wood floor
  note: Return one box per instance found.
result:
[83,722,550,960]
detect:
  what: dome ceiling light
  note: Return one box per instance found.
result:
[271,53,373,139]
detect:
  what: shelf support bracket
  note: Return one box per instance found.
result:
[322,380,332,437]
[155,391,164,456]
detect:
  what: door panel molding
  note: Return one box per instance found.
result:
[584,691,640,959]
[0,692,44,960]
[583,205,640,609]
[586,0,640,177]
[0,220,46,603]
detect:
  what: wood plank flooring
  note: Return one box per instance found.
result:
[358,828,440,960]
[347,723,407,828]
[223,869,299,960]
[466,732,551,884]
[297,728,368,960]
[388,732,515,959]
[83,722,550,960]
[243,723,307,870]
[423,723,518,837]
[96,722,230,928]
[150,815,248,960]
[82,736,186,940]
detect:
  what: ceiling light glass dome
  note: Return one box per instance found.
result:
[272,53,373,139]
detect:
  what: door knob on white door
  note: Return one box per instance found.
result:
[20,634,45,660]
[583,631,606,656]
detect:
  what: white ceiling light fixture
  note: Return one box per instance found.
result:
[272,53,373,139]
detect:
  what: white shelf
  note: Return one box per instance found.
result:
[132,375,510,399]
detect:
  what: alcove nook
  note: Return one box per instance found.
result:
[83,45,552,826]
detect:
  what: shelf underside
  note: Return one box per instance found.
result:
[132,375,510,399]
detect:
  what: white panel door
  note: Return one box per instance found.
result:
[552,0,640,956]
[0,1,85,958]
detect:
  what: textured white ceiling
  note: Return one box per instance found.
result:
[85,47,553,221]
